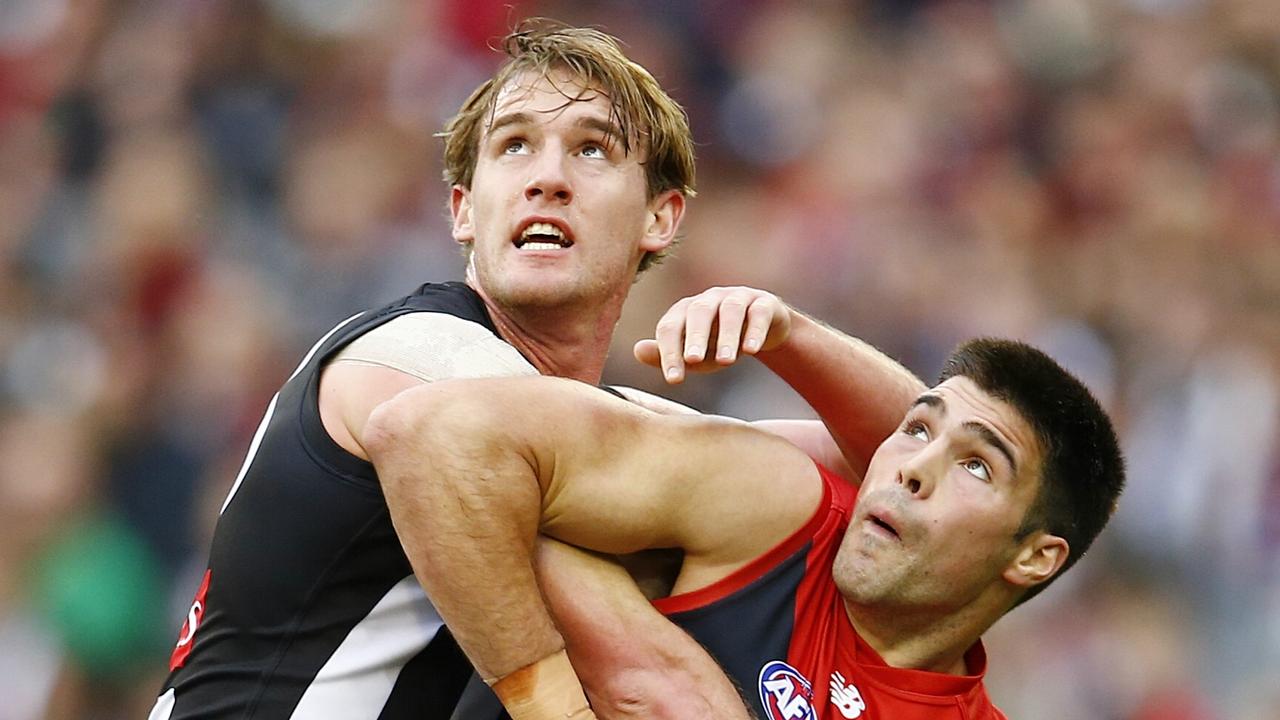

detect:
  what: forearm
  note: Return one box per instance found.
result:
[756,312,925,474]
[536,539,753,720]
[363,385,588,717]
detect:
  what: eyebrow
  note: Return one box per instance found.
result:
[911,394,944,412]
[909,394,1018,476]
[484,111,533,139]
[961,421,1018,477]
[484,112,624,146]
[575,116,624,144]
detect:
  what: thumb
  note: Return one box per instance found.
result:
[633,339,661,367]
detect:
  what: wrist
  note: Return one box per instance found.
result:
[756,307,811,360]
[489,649,595,720]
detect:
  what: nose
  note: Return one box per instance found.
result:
[524,151,572,205]
[896,443,942,499]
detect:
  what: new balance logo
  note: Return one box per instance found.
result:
[829,672,866,719]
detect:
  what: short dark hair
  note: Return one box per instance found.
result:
[938,338,1125,606]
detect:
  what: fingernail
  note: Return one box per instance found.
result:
[717,346,732,360]
[666,367,680,380]
[687,345,703,358]
[744,337,761,351]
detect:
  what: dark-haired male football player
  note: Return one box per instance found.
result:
[368,336,1125,720]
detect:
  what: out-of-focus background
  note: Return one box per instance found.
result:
[0,0,1276,717]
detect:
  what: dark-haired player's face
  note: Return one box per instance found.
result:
[833,377,1045,613]
[452,68,674,311]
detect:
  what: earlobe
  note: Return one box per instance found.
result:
[639,190,685,254]
[451,185,474,245]
[1004,534,1069,589]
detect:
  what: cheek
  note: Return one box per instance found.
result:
[924,508,1014,570]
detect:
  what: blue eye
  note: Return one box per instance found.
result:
[503,139,529,154]
[580,143,605,158]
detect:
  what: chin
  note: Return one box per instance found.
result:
[490,279,586,310]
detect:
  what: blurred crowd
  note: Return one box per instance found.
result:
[0,0,1277,718]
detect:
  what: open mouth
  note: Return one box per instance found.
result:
[514,221,574,250]
[868,513,900,540]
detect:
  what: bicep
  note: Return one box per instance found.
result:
[538,390,823,570]
[750,419,860,486]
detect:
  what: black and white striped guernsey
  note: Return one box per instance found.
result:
[151,282,519,719]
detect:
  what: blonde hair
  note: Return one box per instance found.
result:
[441,19,696,272]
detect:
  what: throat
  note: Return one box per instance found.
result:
[842,598,977,675]
[477,290,615,383]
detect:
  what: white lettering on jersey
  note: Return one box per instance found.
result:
[176,600,202,648]
[758,660,816,720]
[829,671,867,718]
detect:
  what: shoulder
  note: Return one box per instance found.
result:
[335,312,535,382]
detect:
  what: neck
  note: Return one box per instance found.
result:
[842,597,1002,676]
[468,279,625,384]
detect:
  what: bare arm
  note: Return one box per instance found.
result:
[637,286,925,478]
[536,539,753,719]
[754,309,925,474]
[609,386,855,478]
[363,376,817,718]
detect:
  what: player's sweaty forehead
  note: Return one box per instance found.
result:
[485,69,633,154]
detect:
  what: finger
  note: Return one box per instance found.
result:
[653,304,689,382]
[682,296,720,364]
[714,292,751,364]
[633,339,661,368]
[741,298,777,354]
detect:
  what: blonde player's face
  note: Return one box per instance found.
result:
[451,68,673,311]
[833,377,1048,613]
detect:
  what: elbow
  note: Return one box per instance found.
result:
[584,666,748,720]
[362,383,464,476]
[587,668,699,720]
[361,389,419,467]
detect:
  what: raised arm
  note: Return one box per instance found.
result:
[636,286,926,477]
[362,376,817,719]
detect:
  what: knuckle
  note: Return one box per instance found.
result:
[655,318,683,334]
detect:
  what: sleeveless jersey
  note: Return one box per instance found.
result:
[151,282,526,720]
[655,466,1008,720]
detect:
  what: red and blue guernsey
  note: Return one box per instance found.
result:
[654,465,1007,720]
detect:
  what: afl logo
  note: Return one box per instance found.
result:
[758,660,816,720]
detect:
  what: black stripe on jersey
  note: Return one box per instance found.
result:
[377,628,473,720]
[664,541,809,718]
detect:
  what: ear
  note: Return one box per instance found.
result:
[451,185,475,245]
[1003,533,1069,590]
[639,190,685,254]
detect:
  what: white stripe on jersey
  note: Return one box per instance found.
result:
[289,575,445,719]
[219,312,365,515]
[290,312,367,382]
[148,688,176,720]
[218,391,278,515]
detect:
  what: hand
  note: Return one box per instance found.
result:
[635,287,793,384]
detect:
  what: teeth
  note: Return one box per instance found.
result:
[522,222,564,240]
[521,242,565,251]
